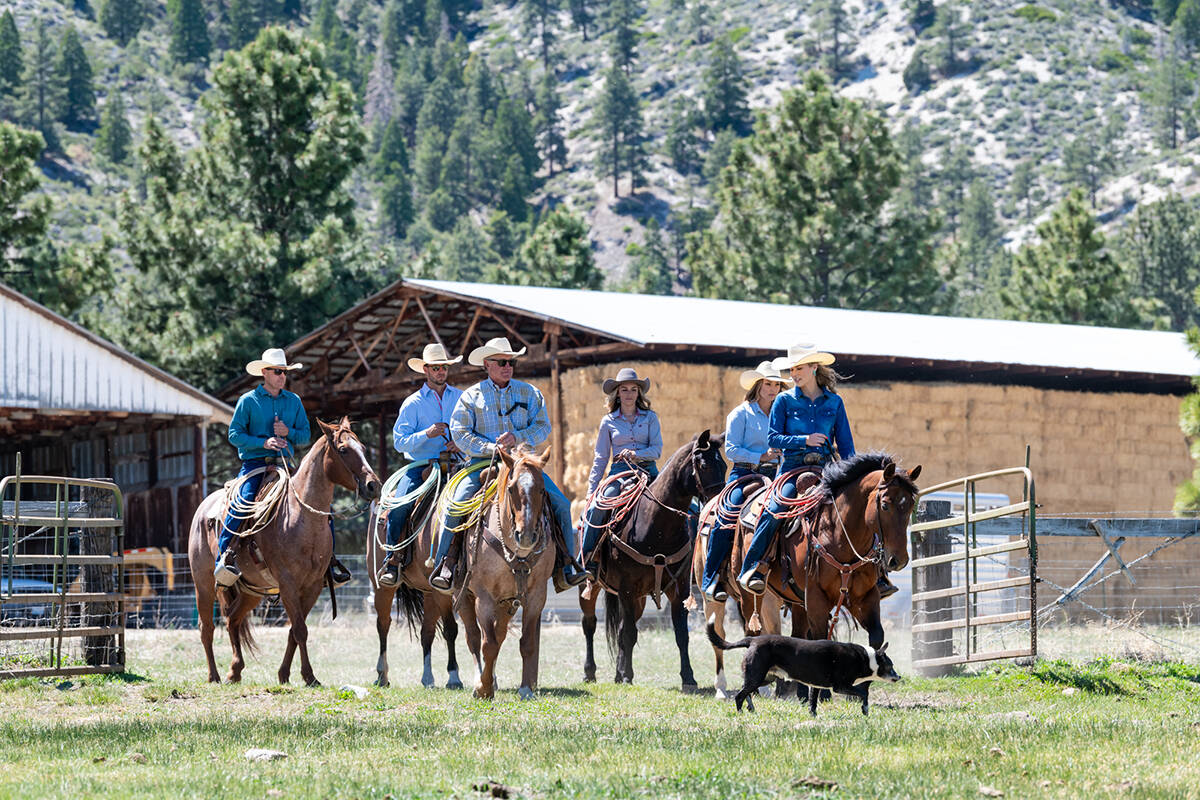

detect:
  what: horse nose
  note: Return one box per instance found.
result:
[365,478,382,501]
[888,555,905,571]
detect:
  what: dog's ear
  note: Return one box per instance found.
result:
[878,642,888,654]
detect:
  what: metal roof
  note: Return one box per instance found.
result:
[1,283,234,425]
[411,280,1200,383]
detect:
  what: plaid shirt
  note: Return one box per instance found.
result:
[450,378,552,458]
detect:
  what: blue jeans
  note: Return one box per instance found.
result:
[702,465,761,591]
[385,466,427,547]
[581,461,659,560]
[738,470,802,579]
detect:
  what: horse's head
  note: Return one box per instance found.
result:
[317,417,383,502]
[496,444,550,555]
[689,430,728,501]
[869,462,922,572]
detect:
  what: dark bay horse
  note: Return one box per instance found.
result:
[365,467,468,689]
[188,417,382,685]
[741,453,920,650]
[459,445,555,700]
[579,431,726,690]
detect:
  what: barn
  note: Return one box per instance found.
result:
[1,284,233,553]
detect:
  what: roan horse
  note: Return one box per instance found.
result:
[579,431,726,690]
[188,417,382,685]
[735,453,920,652]
[457,445,555,700]
[365,464,467,689]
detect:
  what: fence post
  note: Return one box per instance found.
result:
[913,499,953,677]
[81,484,120,669]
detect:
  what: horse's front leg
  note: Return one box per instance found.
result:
[707,597,729,699]
[474,592,506,699]
[580,585,598,683]
[279,579,322,686]
[419,596,439,688]
[518,591,548,700]
[851,585,886,650]
[458,592,483,688]
[616,594,645,684]
[439,598,464,690]
[374,585,396,687]
[669,586,697,692]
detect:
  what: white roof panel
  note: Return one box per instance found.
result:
[411,280,1200,378]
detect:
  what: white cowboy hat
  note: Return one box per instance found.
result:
[408,342,463,374]
[468,337,528,367]
[602,367,651,395]
[739,361,793,391]
[245,348,303,377]
[772,342,835,372]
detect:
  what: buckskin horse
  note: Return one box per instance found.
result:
[188,417,382,685]
[457,445,555,700]
[733,453,920,653]
[579,431,726,690]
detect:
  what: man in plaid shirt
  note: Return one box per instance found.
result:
[430,337,587,592]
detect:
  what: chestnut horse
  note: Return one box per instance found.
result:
[365,465,470,689]
[736,453,920,651]
[188,417,382,685]
[579,431,726,690]
[458,445,555,700]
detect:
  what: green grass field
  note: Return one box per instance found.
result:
[1,616,1199,799]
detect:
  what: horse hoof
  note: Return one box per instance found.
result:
[583,675,596,684]
[446,679,464,690]
[473,685,493,700]
[421,679,435,689]
[681,683,699,695]
[518,686,535,701]
[715,688,730,700]
[375,677,390,688]
[306,679,321,688]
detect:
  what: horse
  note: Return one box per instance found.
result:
[457,445,555,700]
[736,453,920,651]
[365,463,469,689]
[188,417,382,685]
[579,430,727,690]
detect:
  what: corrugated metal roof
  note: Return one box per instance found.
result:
[411,280,1200,379]
[0,284,233,424]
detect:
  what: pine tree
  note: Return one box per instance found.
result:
[169,0,211,64]
[18,18,61,151]
[534,70,567,176]
[701,34,751,134]
[905,0,935,32]
[812,0,855,78]
[959,178,997,280]
[608,0,640,74]
[1119,194,1200,331]
[493,95,539,180]
[96,88,132,163]
[933,1,965,76]
[56,27,95,130]
[902,46,932,93]
[0,11,22,97]
[665,99,700,175]
[379,169,414,238]
[1062,133,1114,209]
[509,207,600,288]
[1010,160,1034,221]
[523,0,559,71]
[313,0,359,87]
[569,0,591,40]
[374,116,409,179]
[1176,328,1200,511]
[1146,28,1194,149]
[623,217,673,294]
[227,0,262,48]
[498,154,530,221]
[100,0,146,47]
[939,140,975,236]
[594,64,640,197]
[364,38,395,132]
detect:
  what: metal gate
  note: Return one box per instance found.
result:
[1,455,125,678]
[908,467,1037,673]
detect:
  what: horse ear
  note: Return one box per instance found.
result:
[538,445,552,465]
[697,429,711,450]
[908,464,922,482]
[496,446,515,467]
[339,415,351,429]
[882,462,896,482]
[316,418,333,435]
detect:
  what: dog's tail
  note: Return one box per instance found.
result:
[706,614,752,651]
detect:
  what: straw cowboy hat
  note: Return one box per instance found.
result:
[602,367,651,395]
[772,342,836,372]
[468,337,528,366]
[408,342,463,373]
[739,361,792,391]
[245,348,302,377]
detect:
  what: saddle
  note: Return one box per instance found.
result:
[738,485,772,529]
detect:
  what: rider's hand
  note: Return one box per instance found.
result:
[445,441,462,455]
[424,422,448,439]
[760,449,781,463]
[496,431,517,450]
[617,448,637,461]
[805,433,828,447]
[265,436,287,451]
[273,415,289,437]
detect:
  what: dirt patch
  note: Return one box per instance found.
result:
[873,692,964,711]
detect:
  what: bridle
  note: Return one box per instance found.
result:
[289,428,376,519]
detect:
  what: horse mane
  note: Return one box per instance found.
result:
[820,451,915,497]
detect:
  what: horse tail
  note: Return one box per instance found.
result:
[393,584,425,637]
[604,590,620,660]
[220,584,259,656]
[706,614,751,651]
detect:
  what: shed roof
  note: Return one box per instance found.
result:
[1,283,234,433]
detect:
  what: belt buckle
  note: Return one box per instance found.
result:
[803,452,822,466]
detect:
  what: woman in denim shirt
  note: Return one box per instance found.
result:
[580,368,663,568]
[700,361,788,602]
[737,343,854,595]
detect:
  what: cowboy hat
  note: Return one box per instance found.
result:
[602,367,651,395]
[739,361,793,391]
[772,342,835,372]
[408,342,463,374]
[468,337,528,367]
[245,348,303,377]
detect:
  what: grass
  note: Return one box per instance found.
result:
[0,616,1199,799]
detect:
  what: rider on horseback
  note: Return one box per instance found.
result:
[431,337,588,593]
[215,348,353,588]
[377,343,465,588]
[699,361,788,602]
[579,368,663,574]
[736,343,854,596]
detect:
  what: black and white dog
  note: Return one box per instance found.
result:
[706,615,900,715]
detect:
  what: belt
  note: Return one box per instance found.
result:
[636,459,656,467]
[734,462,775,472]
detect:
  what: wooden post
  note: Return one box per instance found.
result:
[378,409,389,478]
[912,499,953,676]
[547,326,566,492]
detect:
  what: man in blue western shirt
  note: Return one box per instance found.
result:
[377,343,465,587]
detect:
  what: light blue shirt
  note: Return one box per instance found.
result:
[450,378,552,458]
[724,400,771,465]
[587,409,663,494]
[227,385,311,461]
[392,383,465,461]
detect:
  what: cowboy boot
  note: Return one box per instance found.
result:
[429,529,461,594]
[701,526,734,603]
[561,527,588,588]
[329,556,352,588]
[876,569,898,599]
[377,556,400,588]
[737,518,778,596]
[213,547,241,587]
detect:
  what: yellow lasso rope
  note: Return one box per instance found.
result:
[436,460,499,534]
[219,465,289,540]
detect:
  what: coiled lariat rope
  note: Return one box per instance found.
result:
[371,459,443,553]
[219,465,290,540]
[769,467,825,520]
[583,465,651,534]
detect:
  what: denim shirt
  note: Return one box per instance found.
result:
[724,401,771,465]
[587,409,663,494]
[768,387,854,470]
[227,385,311,461]
[392,383,465,461]
[450,378,551,458]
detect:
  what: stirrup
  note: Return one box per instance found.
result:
[561,564,587,587]
[214,551,240,587]
[877,573,898,600]
[429,561,454,594]
[737,570,766,596]
[329,559,352,589]
[377,563,399,587]
[702,582,728,603]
